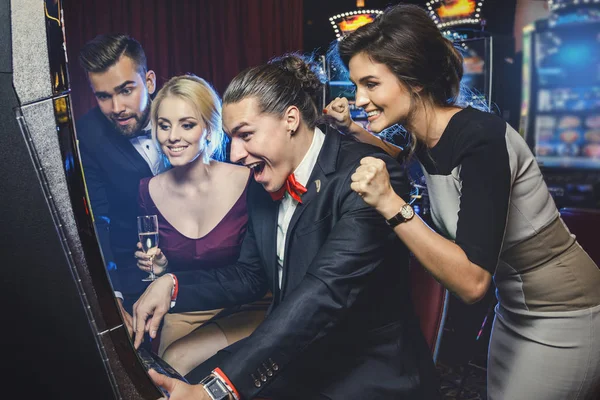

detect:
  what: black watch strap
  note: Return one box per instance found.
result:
[386,213,406,228]
[385,203,414,228]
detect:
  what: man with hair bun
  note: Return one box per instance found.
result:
[133,54,439,400]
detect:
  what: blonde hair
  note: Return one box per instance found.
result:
[151,74,224,164]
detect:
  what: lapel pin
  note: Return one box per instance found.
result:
[315,179,321,193]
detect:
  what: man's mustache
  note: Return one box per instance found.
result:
[111,113,138,120]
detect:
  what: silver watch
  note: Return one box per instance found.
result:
[199,374,230,400]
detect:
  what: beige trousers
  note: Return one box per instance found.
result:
[158,297,271,356]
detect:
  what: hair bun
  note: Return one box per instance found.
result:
[270,54,324,99]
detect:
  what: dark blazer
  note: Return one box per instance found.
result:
[77,107,153,294]
[174,131,439,399]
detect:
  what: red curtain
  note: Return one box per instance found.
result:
[63,0,304,120]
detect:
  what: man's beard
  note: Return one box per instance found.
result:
[111,97,151,138]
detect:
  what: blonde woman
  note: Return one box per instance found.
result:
[134,74,269,375]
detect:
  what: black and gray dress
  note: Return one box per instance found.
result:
[417,107,600,400]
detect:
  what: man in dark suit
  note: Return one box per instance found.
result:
[76,34,165,323]
[132,57,439,399]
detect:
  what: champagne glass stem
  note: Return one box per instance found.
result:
[149,255,155,281]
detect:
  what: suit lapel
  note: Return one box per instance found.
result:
[285,166,327,241]
[99,113,152,175]
[112,132,152,175]
[279,130,340,298]
[286,129,341,236]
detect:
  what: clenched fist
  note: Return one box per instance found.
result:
[350,156,398,212]
[323,97,353,133]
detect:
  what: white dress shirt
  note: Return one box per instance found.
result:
[129,122,166,176]
[276,127,326,288]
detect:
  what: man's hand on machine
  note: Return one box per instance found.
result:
[149,369,214,400]
[132,275,174,348]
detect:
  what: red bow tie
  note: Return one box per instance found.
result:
[270,174,307,203]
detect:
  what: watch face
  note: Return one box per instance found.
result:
[202,377,229,399]
[400,204,414,219]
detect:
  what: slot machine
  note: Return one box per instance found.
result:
[427,0,519,126]
[520,0,600,208]
[1,1,180,398]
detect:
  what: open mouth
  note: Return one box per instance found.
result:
[246,161,266,179]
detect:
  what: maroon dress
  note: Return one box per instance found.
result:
[138,176,249,272]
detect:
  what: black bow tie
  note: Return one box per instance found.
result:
[133,129,152,138]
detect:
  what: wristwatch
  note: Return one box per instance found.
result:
[385,203,415,228]
[199,374,231,400]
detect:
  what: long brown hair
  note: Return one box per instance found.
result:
[338,4,463,109]
[334,4,465,157]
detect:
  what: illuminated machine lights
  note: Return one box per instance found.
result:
[427,0,485,28]
[329,9,384,41]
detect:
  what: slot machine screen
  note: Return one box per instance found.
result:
[533,24,600,169]
[456,37,491,109]
[535,26,600,87]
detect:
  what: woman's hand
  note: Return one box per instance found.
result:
[351,156,405,215]
[135,242,168,276]
[323,97,354,134]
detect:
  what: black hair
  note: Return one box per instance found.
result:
[79,33,147,76]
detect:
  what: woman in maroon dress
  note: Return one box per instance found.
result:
[134,74,269,376]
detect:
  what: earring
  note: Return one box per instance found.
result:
[206,136,211,144]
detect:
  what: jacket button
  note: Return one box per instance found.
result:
[260,374,267,382]
[257,367,267,382]
[251,374,262,388]
[269,358,279,371]
[262,363,273,377]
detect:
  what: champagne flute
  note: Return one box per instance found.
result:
[137,215,159,282]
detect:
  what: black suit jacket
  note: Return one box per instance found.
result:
[174,131,438,399]
[77,107,153,294]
